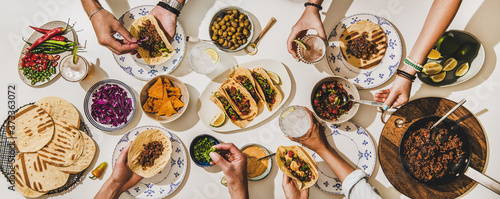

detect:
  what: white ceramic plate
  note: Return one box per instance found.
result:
[198,59,291,132]
[112,126,187,199]
[326,13,402,89]
[17,20,76,86]
[309,121,376,194]
[114,5,186,80]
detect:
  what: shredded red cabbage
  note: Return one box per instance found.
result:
[91,83,133,127]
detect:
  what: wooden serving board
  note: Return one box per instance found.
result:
[379,97,487,199]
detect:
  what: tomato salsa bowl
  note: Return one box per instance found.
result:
[310,76,359,124]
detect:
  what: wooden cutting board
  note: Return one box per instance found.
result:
[379,97,487,199]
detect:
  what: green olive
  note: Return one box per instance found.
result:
[226,22,230,26]
[211,26,216,31]
[239,14,244,21]
[231,38,237,44]
[232,9,237,14]
[217,17,222,22]
[247,24,252,29]
[232,35,236,39]
[242,38,247,44]
[223,40,228,47]
[226,10,232,14]
[230,21,237,28]
[230,46,236,50]
[223,15,229,21]
[227,36,231,40]
[221,25,227,30]
[213,21,218,26]
[235,44,240,48]
[218,39,224,44]
[244,19,249,27]
[230,27,236,32]
[228,41,233,47]
[243,29,249,36]
[235,32,242,37]
[222,31,228,37]
[229,15,234,20]
[212,35,218,41]
[239,22,244,27]
[218,29,223,36]
[218,21,225,26]
[237,27,242,33]
[228,31,233,36]
[238,40,243,45]
[215,24,220,29]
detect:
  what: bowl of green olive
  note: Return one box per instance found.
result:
[209,6,253,52]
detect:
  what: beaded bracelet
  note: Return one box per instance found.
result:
[396,69,416,82]
[304,2,322,10]
[404,57,423,72]
[158,2,180,16]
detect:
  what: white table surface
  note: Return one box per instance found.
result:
[1,0,499,198]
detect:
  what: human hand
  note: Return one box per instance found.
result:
[286,6,326,60]
[374,76,413,110]
[210,143,248,199]
[282,174,309,199]
[90,9,138,54]
[111,142,143,193]
[286,107,329,153]
[150,6,177,43]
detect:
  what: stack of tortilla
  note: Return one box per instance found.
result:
[9,97,96,198]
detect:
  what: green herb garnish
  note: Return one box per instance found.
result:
[194,138,219,162]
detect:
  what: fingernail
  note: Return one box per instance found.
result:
[295,58,300,62]
[383,105,388,111]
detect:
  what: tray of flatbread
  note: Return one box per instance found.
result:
[0,97,96,198]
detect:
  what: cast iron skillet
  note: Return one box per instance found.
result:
[399,116,500,194]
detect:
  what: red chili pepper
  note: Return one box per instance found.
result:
[28,27,65,50]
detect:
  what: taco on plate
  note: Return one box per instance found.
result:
[276,145,318,190]
[130,15,174,65]
[230,67,264,109]
[251,67,283,111]
[210,88,250,128]
[128,129,172,178]
[221,79,258,121]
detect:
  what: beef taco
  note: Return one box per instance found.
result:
[251,67,283,111]
[209,88,250,128]
[221,79,258,121]
[128,129,172,178]
[276,145,318,190]
[230,67,264,109]
[130,15,175,65]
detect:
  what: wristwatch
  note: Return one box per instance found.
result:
[162,0,184,12]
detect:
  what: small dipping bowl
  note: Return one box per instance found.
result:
[241,144,273,181]
[60,55,89,82]
[189,134,220,167]
[297,34,327,64]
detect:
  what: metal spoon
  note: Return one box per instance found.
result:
[334,92,386,108]
[429,98,466,130]
[245,17,277,55]
[258,153,276,161]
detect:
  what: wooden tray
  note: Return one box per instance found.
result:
[379,97,487,199]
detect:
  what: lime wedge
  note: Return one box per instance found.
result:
[221,176,227,186]
[422,62,443,75]
[281,107,295,118]
[294,39,307,50]
[210,111,226,127]
[455,62,469,77]
[442,58,458,71]
[266,71,281,85]
[427,49,441,60]
[436,35,459,55]
[430,72,446,83]
[204,48,219,64]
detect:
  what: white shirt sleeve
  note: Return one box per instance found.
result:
[341,169,381,199]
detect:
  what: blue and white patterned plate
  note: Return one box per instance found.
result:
[326,13,402,89]
[112,126,187,199]
[309,121,376,194]
[114,5,186,80]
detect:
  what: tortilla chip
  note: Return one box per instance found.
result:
[152,99,167,112]
[157,101,177,116]
[163,78,172,87]
[166,87,181,97]
[148,78,164,99]
[169,96,184,109]
[143,97,155,113]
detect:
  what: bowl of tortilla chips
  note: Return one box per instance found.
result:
[140,75,188,123]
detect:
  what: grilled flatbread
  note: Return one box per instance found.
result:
[130,15,174,65]
[210,88,250,128]
[128,129,172,178]
[36,96,80,129]
[59,131,96,174]
[339,20,387,69]
[15,179,47,198]
[221,79,258,120]
[37,120,84,167]
[11,105,55,152]
[251,67,283,111]
[14,153,69,193]
[276,145,318,190]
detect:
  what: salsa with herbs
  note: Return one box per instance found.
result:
[312,80,353,121]
[226,87,251,115]
[280,149,314,182]
[215,93,241,121]
[235,76,260,102]
[138,19,171,57]
[252,72,276,104]
[194,137,218,163]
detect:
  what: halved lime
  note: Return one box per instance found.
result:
[430,72,446,83]
[281,107,295,118]
[454,43,477,60]
[266,71,281,85]
[204,48,219,64]
[436,35,459,55]
[294,39,307,50]
[442,58,458,71]
[423,62,443,75]
[455,62,469,77]
[210,111,226,127]
[427,49,441,60]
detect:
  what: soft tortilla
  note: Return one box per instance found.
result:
[221,79,258,121]
[36,96,80,129]
[231,67,264,109]
[59,131,96,174]
[11,105,54,152]
[37,120,84,167]
[251,67,283,111]
[128,129,172,178]
[339,20,387,69]
[210,88,250,128]
[276,145,319,190]
[15,180,47,198]
[130,15,174,65]
[14,153,69,193]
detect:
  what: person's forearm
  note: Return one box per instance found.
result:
[228,180,249,199]
[404,0,462,75]
[81,0,103,16]
[316,146,355,182]
[94,179,124,199]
